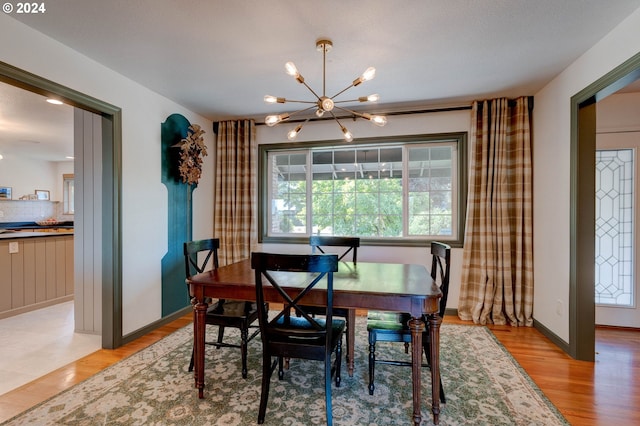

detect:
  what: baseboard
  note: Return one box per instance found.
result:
[121,305,192,345]
[445,308,571,356]
[0,295,74,320]
[533,319,570,354]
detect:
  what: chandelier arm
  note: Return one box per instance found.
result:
[280,99,318,104]
[329,110,349,133]
[333,105,362,118]
[332,99,371,104]
[300,80,322,101]
[328,109,343,124]
[329,83,356,100]
[298,116,312,132]
[288,105,319,118]
[334,105,387,127]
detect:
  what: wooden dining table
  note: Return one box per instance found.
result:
[188,257,443,426]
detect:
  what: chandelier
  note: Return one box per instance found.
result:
[264,39,387,142]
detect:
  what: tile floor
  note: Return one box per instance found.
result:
[0,301,102,396]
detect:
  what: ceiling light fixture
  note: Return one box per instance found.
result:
[46,98,64,105]
[265,39,387,142]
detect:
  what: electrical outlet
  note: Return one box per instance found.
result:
[555,299,563,316]
[9,242,19,254]
[0,210,4,218]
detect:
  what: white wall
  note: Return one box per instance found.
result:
[0,14,215,335]
[0,156,62,201]
[257,109,470,309]
[534,9,640,342]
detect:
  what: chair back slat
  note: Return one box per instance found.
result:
[430,241,451,318]
[309,236,360,264]
[184,238,220,278]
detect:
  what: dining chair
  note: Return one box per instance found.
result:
[184,238,260,378]
[366,241,451,402]
[306,236,359,362]
[251,252,345,426]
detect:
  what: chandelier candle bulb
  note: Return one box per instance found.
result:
[285,62,298,77]
[371,115,387,126]
[266,113,290,126]
[341,126,353,142]
[285,62,304,83]
[359,94,380,102]
[353,67,376,86]
[362,113,388,127]
[287,125,303,141]
[264,95,285,104]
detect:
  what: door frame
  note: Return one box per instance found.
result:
[571,52,640,360]
[0,60,123,349]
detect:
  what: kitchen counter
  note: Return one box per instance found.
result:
[0,221,74,239]
[0,230,74,239]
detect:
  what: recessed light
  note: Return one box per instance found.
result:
[0,154,3,160]
[65,156,74,159]
[46,98,64,105]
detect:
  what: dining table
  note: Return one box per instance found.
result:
[187,257,443,426]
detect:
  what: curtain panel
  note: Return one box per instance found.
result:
[214,120,257,266]
[458,97,533,326]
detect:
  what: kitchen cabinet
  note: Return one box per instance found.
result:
[0,234,73,318]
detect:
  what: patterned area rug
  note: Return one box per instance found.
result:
[3,318,568,425]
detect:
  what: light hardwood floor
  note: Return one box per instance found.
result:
[0,313,638,425]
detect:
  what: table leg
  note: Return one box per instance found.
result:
[408,317,424,426]
[428,313,442,425]
[347,308,355,377]
[193,300,207,398]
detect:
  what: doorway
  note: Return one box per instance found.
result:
[595,93,640,328]
[572,52,640,360]
[0,60,122,349]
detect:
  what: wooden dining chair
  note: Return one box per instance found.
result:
[251,252,345,426]
[366,241,451,402]
[184,238,260,378]
[305,236,359,360]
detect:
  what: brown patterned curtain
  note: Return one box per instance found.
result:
[214,120,257,266]
[458,97,533,326]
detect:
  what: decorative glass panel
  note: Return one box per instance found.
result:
[595,149,634,306]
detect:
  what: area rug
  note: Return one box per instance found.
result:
[2,318,568,425]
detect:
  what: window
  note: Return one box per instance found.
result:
[259,133,467,246]
[63,173,74,214]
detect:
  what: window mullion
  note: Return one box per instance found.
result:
[306,150,312,235]
[402,145,409,237]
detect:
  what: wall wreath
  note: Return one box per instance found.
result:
[177,124,207,185]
